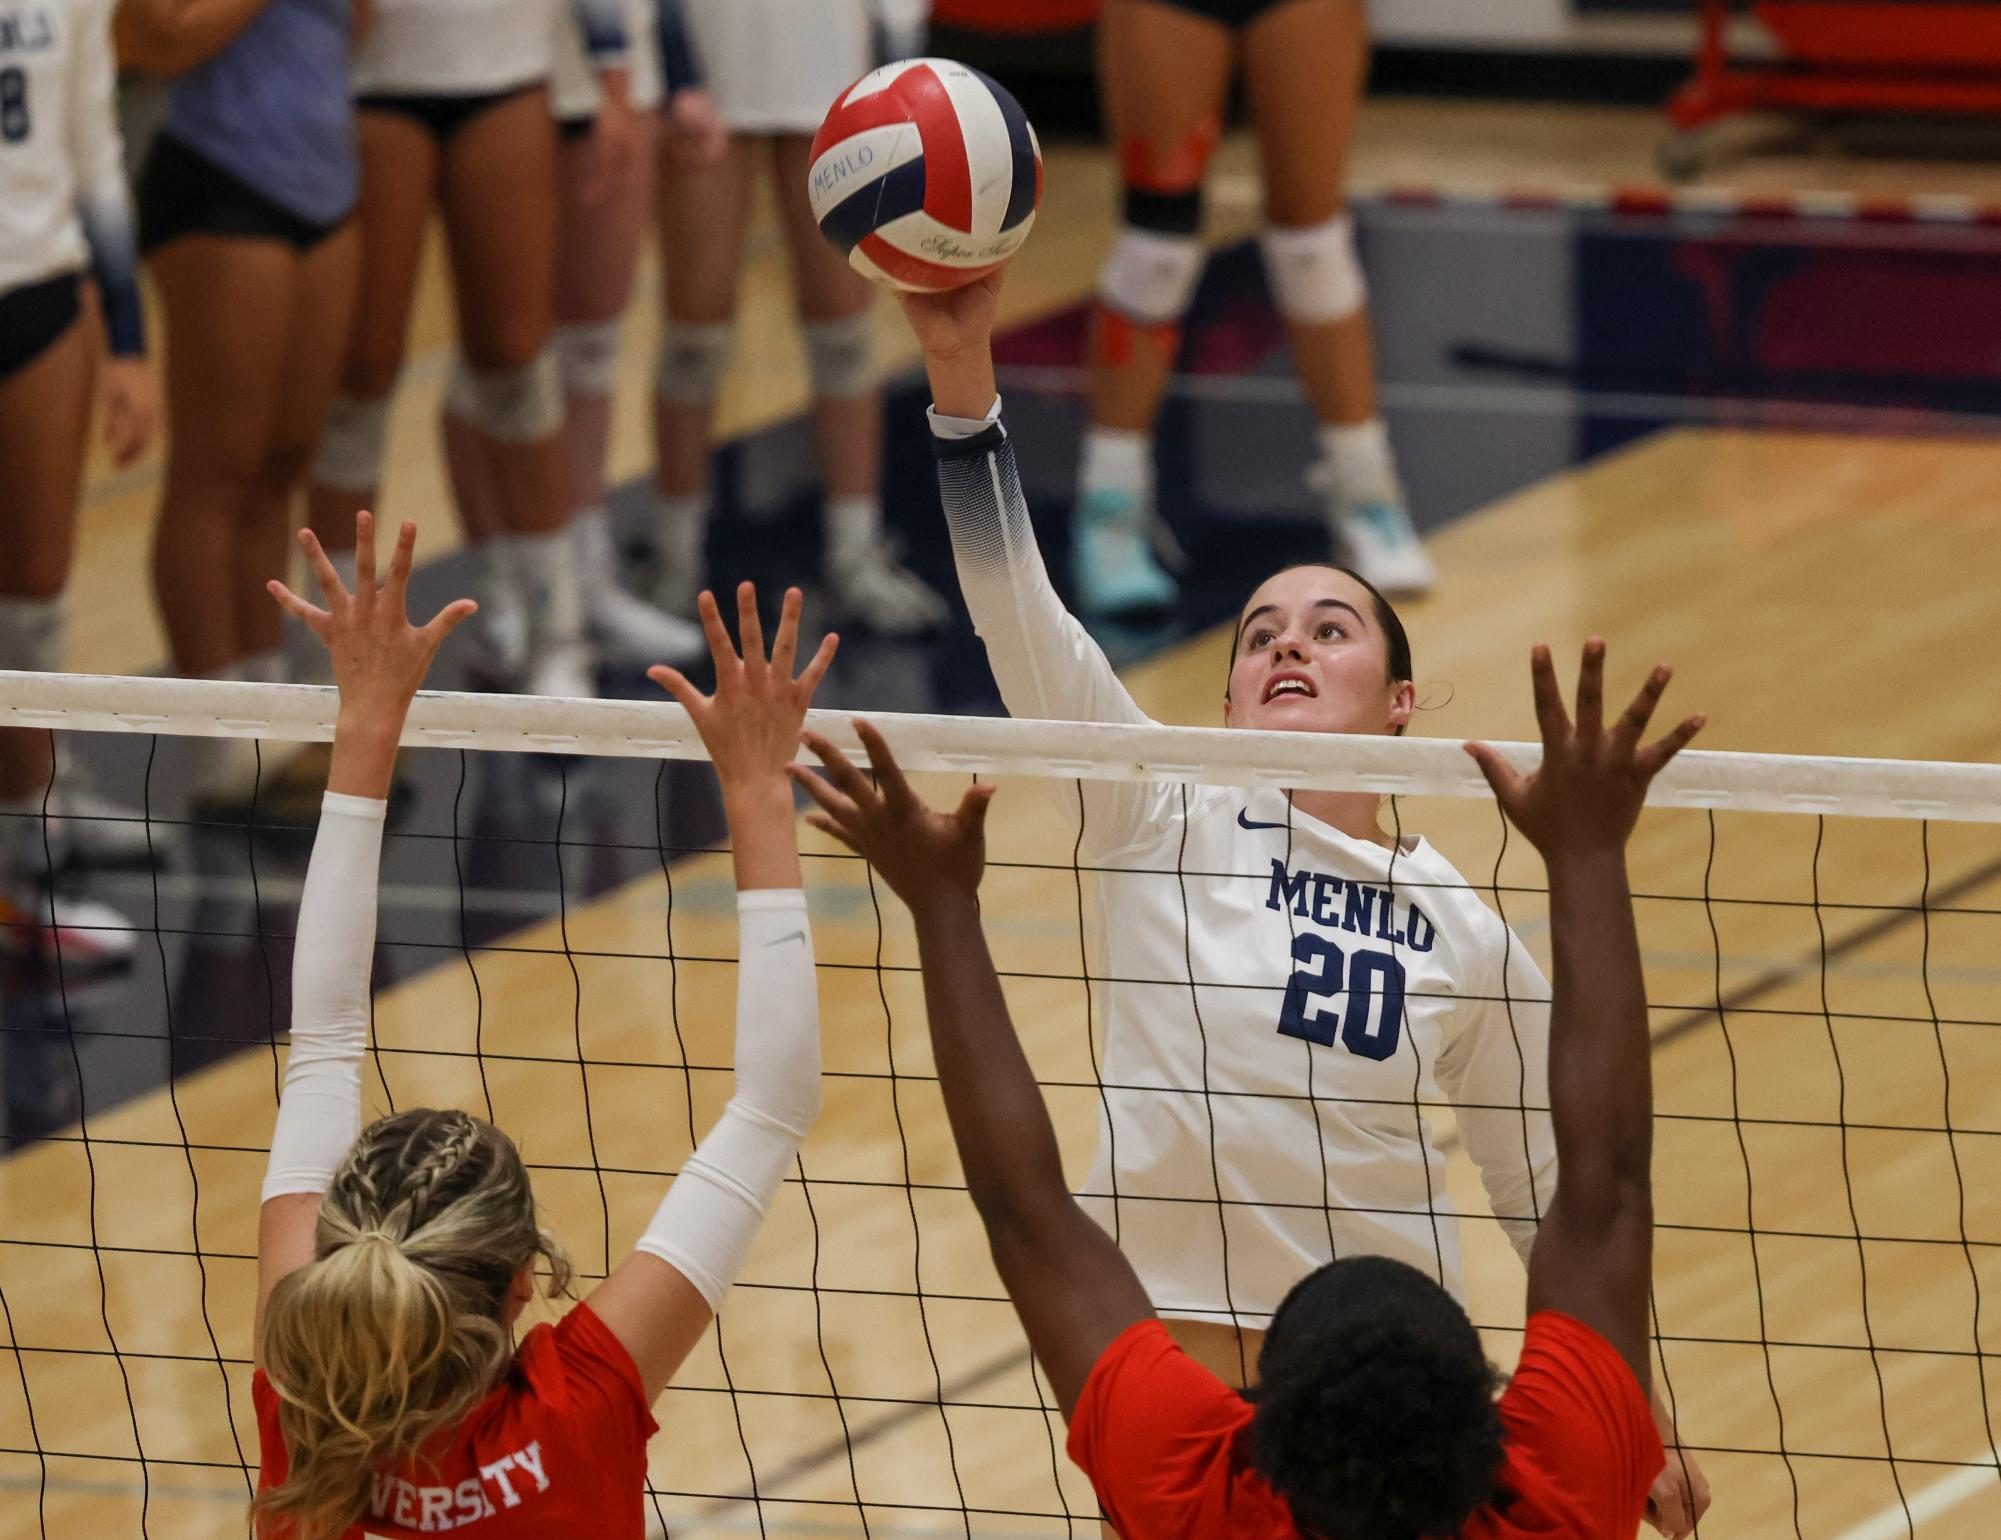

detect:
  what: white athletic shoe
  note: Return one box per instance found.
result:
[828,543,949,635]
[526,640,597,701]
[1,780,159,873]
[573,509,706,666]
[1310,462,1437,598]
[0,887,137,967]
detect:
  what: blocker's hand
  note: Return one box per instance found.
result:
[1646,1441,1713,1540]
[793,719,996,909]
[648,584,837,791]
[269,512,475,726]
[1464,639,1704,861]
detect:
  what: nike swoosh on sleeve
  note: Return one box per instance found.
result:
[1237,808,1288,831]
[761,930,808,948]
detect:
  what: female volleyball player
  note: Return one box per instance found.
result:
[255,512,834,1538]
[1073,0,1431,620]
[896,273,1709,1535]
[438,0,713,685]
[119,0,359,813]
[306,0,649,699]
[797,642,1693,1539]
[648,0,948,635]
[0,0,158,958]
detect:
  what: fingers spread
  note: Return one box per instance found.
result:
[299,529,345,605]
[1529,645,1571,755]
[696,590,734,672]
[1635,713,1706,779]
[647,664,705,716]
[804,811,863,857]
[736,582,766,671]
[801,729,876,805]
[419,597,479,646]
[798,631,840,697]
[1574,637,1606,742]
[1610,664,1672,759]
[770,587,802,679]
[790,764,862,827]
[267,580,330,633]
[853,720,915,807]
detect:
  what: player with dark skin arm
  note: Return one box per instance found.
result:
[793,641,1702,1432]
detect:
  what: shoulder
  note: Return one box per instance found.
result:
[1480,1312,1662,1534]
[1067,1321,1286,1539]
[1401,841,1528,989]
[511,1303,658,1434]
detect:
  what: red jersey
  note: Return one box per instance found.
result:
[1067,1311,1663,1539]
[254,1302,657,1538]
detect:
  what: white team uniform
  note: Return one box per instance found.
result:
[681,0,873,133]
[0,0,134,302]
[353,0,627,98]
[934,408,1558,1327]
[551,0,662,121]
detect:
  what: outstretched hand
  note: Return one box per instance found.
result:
[268,513,475,729]
[897,270,1004,363]
[648,584,837,793]
[1464,640,1704,860]
[793,720,996,910]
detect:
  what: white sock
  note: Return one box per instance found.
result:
[194,660,265,796]
[505,529,584,649]
[1078,426,1152,497]
[1317,418,1402,506]
[656,492,707,573]
[572,505,617,588]
[0,595,67,674]
[825,495,881,567]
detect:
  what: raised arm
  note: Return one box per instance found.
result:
[898,279,1169,857]
[795,722,1154,1416]
[253,516,476,1363]
[582,585,837,1401]
[1464,642,1703,1389]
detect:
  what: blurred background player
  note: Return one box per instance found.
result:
[119,0,359,815]
[1074,0,1434,621]
[0,0,158,961]
[438,0,709,688]
[306,0,645,698]
[648,0,948,636]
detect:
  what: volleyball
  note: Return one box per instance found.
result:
[808,58,1043,293]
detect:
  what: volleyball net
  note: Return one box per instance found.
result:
[1,672,1998,1540]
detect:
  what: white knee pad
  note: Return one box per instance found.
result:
[464,352,564,443]
[1098,227,1205,328]
[0,596,66,673]
[313,395,393,493]
[1259,212,1367,324]
[554,318,625,398]
[654,321,734,407]
[803,311,875,399]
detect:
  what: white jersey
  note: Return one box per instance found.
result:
[681,0,873,133]
[352,0,626,99]
[0,0,136,309]
[551,0,661,121]
[933,410,1558,1327]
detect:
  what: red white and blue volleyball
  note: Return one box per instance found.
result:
[810,58,1043,293]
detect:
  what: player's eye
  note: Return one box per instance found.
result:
[1317,621,1347,641]
[1248,630,1274,650]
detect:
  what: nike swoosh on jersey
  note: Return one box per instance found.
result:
[1237,807,1289,831]
[762,930,808,948]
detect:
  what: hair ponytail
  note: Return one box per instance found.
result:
[252,1110,568,1540]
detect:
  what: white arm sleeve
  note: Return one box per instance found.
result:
[635,890,820,1309]
[261,793,384,1203]
[1435,932,1558,1271]
[930,401,1171,857]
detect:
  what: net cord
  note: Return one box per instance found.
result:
[4,672,1999,822]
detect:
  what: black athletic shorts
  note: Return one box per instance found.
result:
[137,133,344,255]
[356,84,540,144]
[1145,0,1304,27]
[0,271,83,384]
